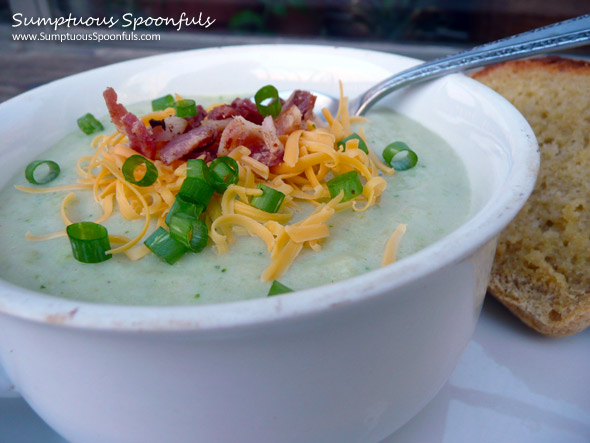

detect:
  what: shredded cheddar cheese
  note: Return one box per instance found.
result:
[17,85,407,283]
[382,224,407,266]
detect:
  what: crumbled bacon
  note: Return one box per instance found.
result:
[157,119,229,165]
[208,98,264,125]
[102,87,316,167]
[184,143,219,163]
[184,105,207,131]
[103,87,128,132]
[281,90,316,122]
[121,112,157,159]
[274,90,316,136]
[275,105,303,136]
[152,116,188,143]
[103,87,157,159]
[218,116,284,166]
[257,117,285,166]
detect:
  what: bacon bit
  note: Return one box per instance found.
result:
[183,143,218,163]
[102,88,314,166]
[274,90,317,136]
[208,98,263,124]
[153,116,188,143]
[184,105,207,131]
[275,105,303,136]
[103,87,128,132]
[258,117,284,166]
[281,90,317,122]
[121,113,157,159]
[103,87,158,159]
[218,116,284,166]
[158,119,229,165]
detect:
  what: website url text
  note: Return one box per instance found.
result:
[12,31,161,43]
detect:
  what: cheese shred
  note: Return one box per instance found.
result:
[382,224,407,266]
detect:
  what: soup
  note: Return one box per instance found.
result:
[0,98,470,305]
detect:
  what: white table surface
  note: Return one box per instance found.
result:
[1,296,588,443]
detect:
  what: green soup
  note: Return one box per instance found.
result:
[0,103,470,305]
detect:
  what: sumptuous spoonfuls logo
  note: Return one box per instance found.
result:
[11,11,216,42]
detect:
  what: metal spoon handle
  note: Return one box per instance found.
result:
[354,14,590,116]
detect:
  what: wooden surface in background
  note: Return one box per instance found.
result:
[1,26,458,103]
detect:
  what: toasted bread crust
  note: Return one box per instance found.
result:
[473,56,590,337]
[473,55,590,78]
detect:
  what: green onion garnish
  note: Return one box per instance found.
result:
[250,184,285,213]
[165,194,203,226]
[152,94,175,111]
[175,99,198,118]
[168,213,208,253]
[77,113,104,135]
[209,157,239,193]
[122,155,159,187]
[327,171,363,202]
[337,133,368,154]
[66,221,112,263]
[25,160,60,185]
[254,85,282,118]
[186,158,210,182]
[178,177,214,207]
[268,280,293,296]
[383,142,418,171]
[144,227,187,264]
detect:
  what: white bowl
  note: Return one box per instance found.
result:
[0,45,538,442]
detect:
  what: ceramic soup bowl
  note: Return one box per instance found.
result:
[0,45,538,442]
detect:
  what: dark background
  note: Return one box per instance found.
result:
[5,0,589,44]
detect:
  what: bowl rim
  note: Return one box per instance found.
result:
[0,44,539,331]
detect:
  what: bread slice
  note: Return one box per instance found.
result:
[472,56,590,337]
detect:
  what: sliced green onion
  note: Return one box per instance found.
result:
[186,158,210,182]
[144,227,187,264]
[77,113,104,135]
[178,177,214,207]
[152,94,175,111]
[175,99,197,118]
[327,171,363,202]
[337,133,368,154]
[250,184,285,213]
[122,155,159,187]
[25,160,60,185]
[383,141,418,171]
[268,280,293,296]
[66,221,112,263]
[254,85,282,118]
[209,156,239,193]
[165,195,203,226]
[169,213,208,253]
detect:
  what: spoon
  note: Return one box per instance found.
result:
[309,14,590,116]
